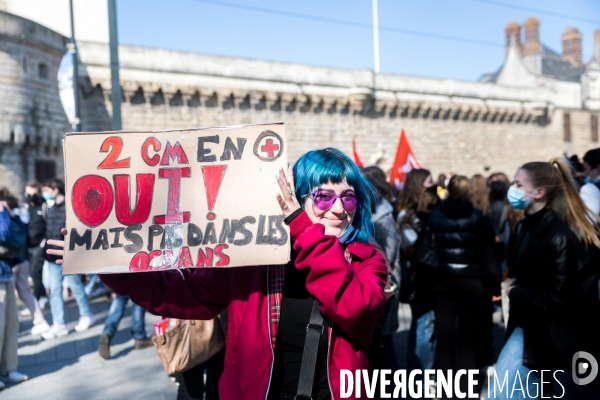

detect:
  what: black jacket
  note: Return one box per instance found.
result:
[27,203,46,248]
[507,207,598,369]
[399,207,437,302]
[43,200,66,263]
[429,198,500,292]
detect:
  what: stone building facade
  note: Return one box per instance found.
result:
[1,5,600,195]
[73,20,600,178]
[0,11,68,194]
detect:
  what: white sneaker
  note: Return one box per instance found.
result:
[0,370,28,383]
[41,323,68,339]
[31,321,50,335]
[74,314,95,332]
[38,296,49,310]
[19,308,31,317]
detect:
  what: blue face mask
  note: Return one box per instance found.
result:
[42,192,55,201]
[338,224,356,244]
[507,186,536,210]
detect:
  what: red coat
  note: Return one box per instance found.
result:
[101,211,387,400]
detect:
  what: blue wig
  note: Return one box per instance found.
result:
[292,148,377,244]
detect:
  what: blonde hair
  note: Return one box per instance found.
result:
[521,158,600,247]
[470,174,489,214]
[448,175,471,202]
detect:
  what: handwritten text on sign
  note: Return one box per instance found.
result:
[63,123,290,274]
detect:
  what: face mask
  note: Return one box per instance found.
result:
[26,194,42,205]
[425,185,438,196]
[507,186,536,210]
[338,224,356,244]
[42,192,55,201]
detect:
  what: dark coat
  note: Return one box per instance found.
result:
[372,199,401,277]
[43,200,66,263]
[429,198,500,292]
[506,207,597,369]
[398,207,436,302]
[372,198,401,336]
[27,203,46,248]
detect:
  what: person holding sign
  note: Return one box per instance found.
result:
[48,148,387,400]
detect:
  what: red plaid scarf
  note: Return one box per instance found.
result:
[268,264,285,349]
[268,250,351,350]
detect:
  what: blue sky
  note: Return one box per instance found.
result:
[117,0,600,81]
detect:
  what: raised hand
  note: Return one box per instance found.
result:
[275,166,301,218]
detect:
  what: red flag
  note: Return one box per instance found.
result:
[351,136,364,168]
[390,129,421,189]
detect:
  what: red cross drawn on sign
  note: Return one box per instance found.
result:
[260,139,280,158]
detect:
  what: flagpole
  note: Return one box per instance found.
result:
[372,0,380,74]
[108,0,122,131]
[68,0,80,132]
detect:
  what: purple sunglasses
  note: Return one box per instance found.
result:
[309,189,358,211]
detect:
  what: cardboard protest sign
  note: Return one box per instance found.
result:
[62,122,290,274]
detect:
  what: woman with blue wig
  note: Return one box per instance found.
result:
[50,148,388,400]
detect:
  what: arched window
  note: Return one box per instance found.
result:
[38,63,48,79]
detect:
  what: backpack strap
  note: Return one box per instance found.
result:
[295,299,324,400]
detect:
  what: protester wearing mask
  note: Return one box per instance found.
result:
[580,148,600,215]
[0,193,29,388]
[24,182,49,314]
[41,186,57,207]
[492,159,600,399]
[81,148,386,400]
[428,176,500,397]
[41,179,95,339]
[1,185,51,336]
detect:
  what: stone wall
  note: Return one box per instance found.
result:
[0,11,68,195]
[81,93,596,178]
[74,41,600,180]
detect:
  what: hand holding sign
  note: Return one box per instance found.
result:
[46,228,68,265]
[276,167,301,218]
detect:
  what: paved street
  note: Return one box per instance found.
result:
[1,295,178,400]
[0,291,500,400]
[0,292,414,400]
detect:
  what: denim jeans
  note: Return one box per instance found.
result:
[488,327,597,400]
[415,310,436,370]
[46,261,92,325]
[407,299,434,371]
[102,294,147,339]
[84,274,97,294]
[84,274,105,295]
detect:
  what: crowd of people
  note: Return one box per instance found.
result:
[1,146,600,399]
[367,150,600,399]
[0,179,153,392]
